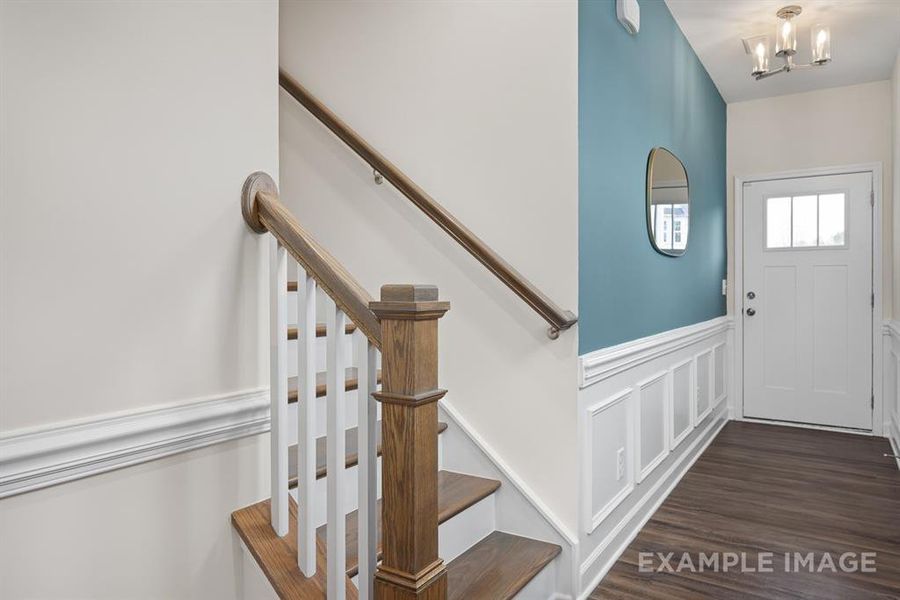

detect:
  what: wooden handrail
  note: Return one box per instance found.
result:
[242,172,382,349]
[279,69,578,339]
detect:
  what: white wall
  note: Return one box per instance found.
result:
[726,80,894,318]
[894,53,900,321]
[0,2,278,597]
[889,53,900,460]
[576,318,731,596]
[279,1,580,529]
[0,436,269,599]
[1,1,277,430]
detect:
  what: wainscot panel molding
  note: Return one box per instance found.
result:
[579,316,731,388]
[885,320,900,470]
[577,414,728,598]
[694,349,714,426]
[635,372,669,483]
[583,388,635,533]
[670,357,695,449]
[0,388,270,497]
[577,316,731,596]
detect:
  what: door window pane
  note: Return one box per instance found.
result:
[653,204,673,250]
[792,195,818,247]
[818,193,845,246]
[672,204,688,250]
[766,197,791,248]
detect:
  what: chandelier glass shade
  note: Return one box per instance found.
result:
[747,5,831,81]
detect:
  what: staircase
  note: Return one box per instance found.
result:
[230,71,576,600]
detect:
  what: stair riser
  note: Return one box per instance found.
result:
[350,493,497,590]
[287,335,353,374]
[511,559,557,600]
[287,436,444,527]
[286,393,383,439]
[290,458,383,528]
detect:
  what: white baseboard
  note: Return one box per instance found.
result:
[577,411,728,599]
[0,387,269,497]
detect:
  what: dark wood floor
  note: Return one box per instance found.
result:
[590,421,900,600]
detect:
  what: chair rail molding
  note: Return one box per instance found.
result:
[0,387,270,498]
[579,317,732,389]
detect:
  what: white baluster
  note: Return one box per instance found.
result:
[326,299,347,599]
[355,332,378,600]
[297,267,317,576]
[269,238,289,536]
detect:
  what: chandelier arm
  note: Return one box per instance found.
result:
[754,65,788,80]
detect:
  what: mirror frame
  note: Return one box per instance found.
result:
[646,147,690,257]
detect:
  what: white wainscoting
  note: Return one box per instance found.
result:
[577,316,731,597]
[884,321,900,470]
[584,389,634,532]
[0,388,270,498]
[635,371,669,483]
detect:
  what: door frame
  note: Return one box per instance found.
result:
[733,162,884,436]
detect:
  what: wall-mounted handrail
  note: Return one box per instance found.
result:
[278,69,577,339]
[242,172,382,349]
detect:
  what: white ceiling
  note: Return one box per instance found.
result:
[665,0,900,103]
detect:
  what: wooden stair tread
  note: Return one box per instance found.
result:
[316,470,501,578]
[288,422,448,486]
[446,531,561,600]
[231,496,357,600]
[287,322,357,340]
[287,368,382,403]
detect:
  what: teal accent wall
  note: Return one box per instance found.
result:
[579,0,726,354]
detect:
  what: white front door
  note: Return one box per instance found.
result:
[742,172,873,430]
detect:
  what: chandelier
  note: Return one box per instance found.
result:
[744,5,832,80]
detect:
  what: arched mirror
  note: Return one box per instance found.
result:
[646,147,689,257]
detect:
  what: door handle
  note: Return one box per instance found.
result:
[746,308,756,316]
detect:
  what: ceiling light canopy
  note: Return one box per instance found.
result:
[745,5,831,81]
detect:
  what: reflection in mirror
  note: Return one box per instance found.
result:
[647,148,689,256]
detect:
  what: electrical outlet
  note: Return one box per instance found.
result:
[721,279,727,296]
[616,447,626,481]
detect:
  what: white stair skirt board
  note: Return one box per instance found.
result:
[0,388,269,498]
[437,400,576,599]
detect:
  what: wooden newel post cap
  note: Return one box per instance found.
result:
[370,284,450,320]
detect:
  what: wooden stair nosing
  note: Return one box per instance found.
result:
[231,496,358,600]
[315,470,502,578]
[287,421,449,487]
[287,368,382,403]
[287,322,357,340]
[445,530,561,600]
